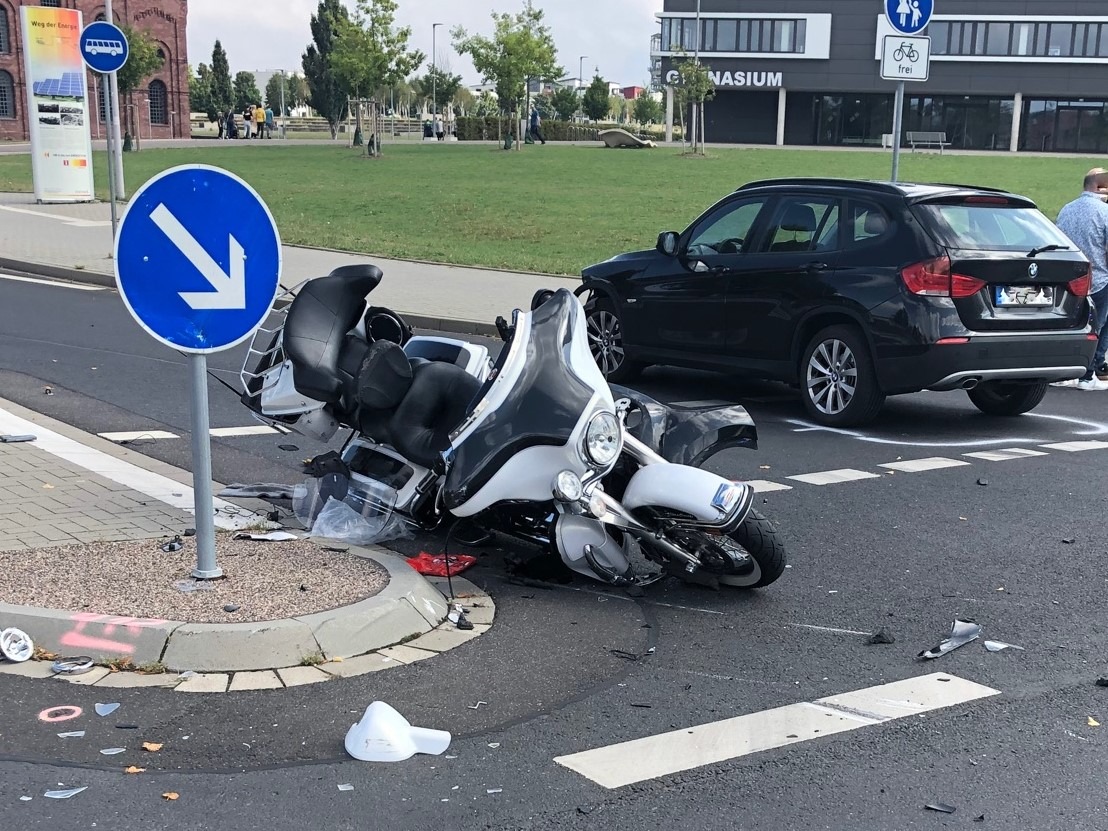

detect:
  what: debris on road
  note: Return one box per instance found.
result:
[344,701,451,762]
[160,536,183,553]
[449,605,474,630]
[1089,717,1101,727]
[184,528,196,537]
[0,434,36,443]
[94,703,120,717]
[918,619,981,660]
[976,478,988,486]
[867,628,896,645]
[337,784,354,792]
[1,628,34,662]
[407,551,477,577]
[984,640,1024,653]
[278,444,299,452]
[1095,677,1108,688]
[925,802,957,813]
[44,787,86,799]
[1062,537,1076,544]
[51,656,94,675]
[488,743,501,749]
[124,766,146,774]
[223,604,241,613]
[232,531,300,542]
[974,815,986,822]
[218,483,297,500]
[142,742,163,752]
[487,788,503,794]
[172,579,215,593]
[19,796,32,801]
[99,748,126,756]
[162,793,180,801]
[467,701,488,710]
[57,731,85,738]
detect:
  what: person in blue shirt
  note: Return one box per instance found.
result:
[1057,168,1108,390]
[529,107,546,145]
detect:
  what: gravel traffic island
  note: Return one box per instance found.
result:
[0,535,389,623]
[0,540,496,692]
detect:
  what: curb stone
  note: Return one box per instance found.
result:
[0,546,496,692]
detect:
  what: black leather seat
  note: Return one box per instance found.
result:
[770,203,817,253]
[354,341,482,468]
[283,265,383,405]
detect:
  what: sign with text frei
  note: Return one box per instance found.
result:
[20,6,94,203]
[114,165,282,353]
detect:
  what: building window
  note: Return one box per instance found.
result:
[659,17,806,54]
[932,19,1108,58]
[0,6,9,54]
[149,79,168,125]
[0,70,14,119]
[40,0,61,6]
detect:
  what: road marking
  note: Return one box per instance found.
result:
[0,204,112,228]
[786,418,1036,448]
[98,430,179,442]
[745,479,793,493]
[554,673,999,789]
[210,425,280,437]
[0,273,105,291]
[963,447,1049,462]
[1040,440,1108,452]
[0,406,259,530]
[787,468,881,486]
[879,456,972,473]
[787,623,871,636]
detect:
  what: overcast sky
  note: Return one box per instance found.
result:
[186,0,659,87]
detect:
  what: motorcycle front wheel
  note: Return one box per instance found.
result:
[665,508,786,589]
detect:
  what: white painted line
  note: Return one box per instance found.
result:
[745,479,793,493]
[964,447,1048,462]
[879,457,972,473]
[0,272,105,291]
[0,204,112,227]
[0,406,259,530]
[1040,440,1108,452]
[787,468,881,486]
[98,430,179,442]
[787,623,871,636]
[210,425,280,437]
[554,673,999,789]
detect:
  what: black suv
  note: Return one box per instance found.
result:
[579,178,1095,426]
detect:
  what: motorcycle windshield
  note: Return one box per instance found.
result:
[442,290,596,510]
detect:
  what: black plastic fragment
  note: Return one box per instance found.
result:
[278,444,299,452]
[160,535,183,553]
[183,528,196,537]
[867,628,896,645]
[976,478,988,486]
[1096,677,1108,688]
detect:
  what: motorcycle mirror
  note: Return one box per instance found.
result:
[656,231,679,256]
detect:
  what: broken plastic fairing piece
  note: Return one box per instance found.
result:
[344,701,451,762]
[918,619,981,660]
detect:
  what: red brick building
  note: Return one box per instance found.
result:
[0,0,189,141]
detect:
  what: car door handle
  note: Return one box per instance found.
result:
[806,261,831,272]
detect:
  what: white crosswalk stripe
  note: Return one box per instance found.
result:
[963,447,1049,462]
[787,468,882,486]
[554,673,1000,789]
[880,456,972,473]
[746,479,793,493]
[1040,440,1108,452]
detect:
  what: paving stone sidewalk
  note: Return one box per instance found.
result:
[0,441,190,552]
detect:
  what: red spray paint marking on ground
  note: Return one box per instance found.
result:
[58,613,168,656]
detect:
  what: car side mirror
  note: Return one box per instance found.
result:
[690,260,710,273]
[656,231,679,256]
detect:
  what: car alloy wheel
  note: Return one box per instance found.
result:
[586,308,626,377]
[806,338,858,416]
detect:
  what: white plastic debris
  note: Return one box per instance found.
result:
[344,701,451,763]
[337,784,354,792]
[984,640,1024,653]
[487,789,503,794]
[99,748,126,756]
[94,703,120,717]
[19,796,32,801]
[233,531,300,542]
[0,628,34,662]
[44,787,87,799]
[57,731,85,738]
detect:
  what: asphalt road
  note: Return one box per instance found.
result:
[2,273,1108,830]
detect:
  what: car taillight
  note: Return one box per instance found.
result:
[1068,267,1092,297]
[901,255,986,299]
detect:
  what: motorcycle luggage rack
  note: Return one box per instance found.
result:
[239,280,310,395]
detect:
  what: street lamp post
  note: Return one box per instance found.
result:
[432,23,443,120]
[578,55,587,122]
[279,70,286,139]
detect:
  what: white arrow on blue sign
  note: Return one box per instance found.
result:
[80,21,129,74]
[114,165,282,353]
[884,0,933,35]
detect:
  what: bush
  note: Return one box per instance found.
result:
[454,116,600,143]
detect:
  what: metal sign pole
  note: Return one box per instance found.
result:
[891,79,905,182]
[104,0,125,200]
[188,353,222,579]
[103,72,119,239]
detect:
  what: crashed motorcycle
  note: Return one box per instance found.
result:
[240,265,786,589]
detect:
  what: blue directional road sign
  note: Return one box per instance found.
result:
[885,0,933,35]
[80,21,129,74]
[115,165,282,353]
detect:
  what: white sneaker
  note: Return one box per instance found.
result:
[1051,379,1080,388]
[1076,377,1108,391]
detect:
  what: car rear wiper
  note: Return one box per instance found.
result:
[1027,244,1070,257]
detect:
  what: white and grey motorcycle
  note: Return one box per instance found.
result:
[240,265,785,589]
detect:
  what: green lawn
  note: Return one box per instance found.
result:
[0,144,1098,275]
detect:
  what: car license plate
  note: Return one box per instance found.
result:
[995,285,1054,308]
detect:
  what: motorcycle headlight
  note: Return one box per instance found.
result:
[585,411,622,467]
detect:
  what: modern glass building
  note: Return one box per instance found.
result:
[651,1,1108,152]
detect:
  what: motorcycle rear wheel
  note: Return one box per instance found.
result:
[666,508,786,589]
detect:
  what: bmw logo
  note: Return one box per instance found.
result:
[1028,262,1039,278]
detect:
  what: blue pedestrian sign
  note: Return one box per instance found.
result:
[80,21,129,74]
[115,165,282,353]
[885,0,933,35]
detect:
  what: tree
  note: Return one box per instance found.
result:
[534,92,555,121]
[189,64,210,117]
[331,0,424,150]
[233,71,262,112]
[289,74,310,110]
[452,1,561,147]
[454,86,476,115]
[414,66,462,114]
[550,85,578,120]
[302,0,350,139]
[265,72,285,113]
[114,25,163,148]
[674,55,715,153]
[209,40,233,116]
[582,75,609,121]
[633,94,663,125]
[473,90,500,117]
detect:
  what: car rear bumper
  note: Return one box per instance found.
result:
[876,333,1095,393]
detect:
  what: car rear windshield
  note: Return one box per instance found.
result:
[915,200,1073,252]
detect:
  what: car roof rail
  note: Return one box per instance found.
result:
[735,178,904,195]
